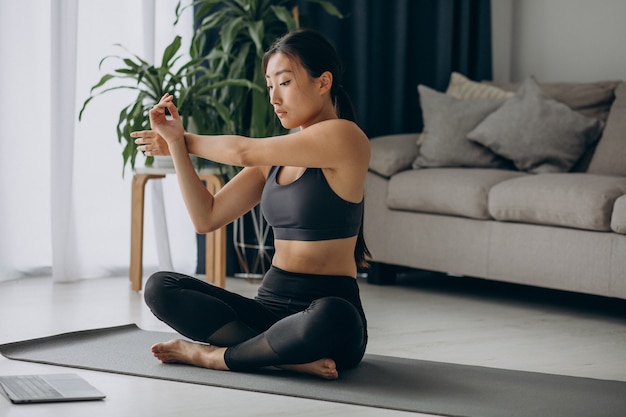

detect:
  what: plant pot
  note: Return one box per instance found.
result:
[153,156,175,169]
[152,155,199,169]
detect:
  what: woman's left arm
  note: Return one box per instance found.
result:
[134,93,369,170]
[184,120,370,170]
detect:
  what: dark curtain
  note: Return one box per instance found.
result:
[298,0,493,138]
[197,0,492,274]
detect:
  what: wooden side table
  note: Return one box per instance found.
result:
[130,167,226,291]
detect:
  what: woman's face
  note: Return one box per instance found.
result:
[265,52,330,130]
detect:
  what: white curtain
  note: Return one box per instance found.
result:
[0,0,198,283]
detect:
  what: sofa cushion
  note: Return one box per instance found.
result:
[387,168,526,219]
[611,195,626,234]
[587,82,626,177]
[467,77,604,174]
[413,73,516,147]
[413,85,510,169]
[488,173,626,231]
[484,78,619,173]
[488,79,620,123]
[369,134,421,177]
[447,72,515,100]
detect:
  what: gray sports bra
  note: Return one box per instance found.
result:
[260,166,363,241]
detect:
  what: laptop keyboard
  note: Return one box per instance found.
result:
[0,375,63,400]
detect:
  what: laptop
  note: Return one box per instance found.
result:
[0,373,106,404]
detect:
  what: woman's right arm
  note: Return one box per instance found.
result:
[168,137,267,233]
[132,94,267,233]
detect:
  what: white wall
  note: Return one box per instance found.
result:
[492,0,626,82]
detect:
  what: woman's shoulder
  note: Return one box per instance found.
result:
[310,120,370,174]
[316,118,364,132]
[311,119,369,147]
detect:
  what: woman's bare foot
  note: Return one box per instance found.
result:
[151,339,229,371]
[152,340,338,380]
[280,358,339,380]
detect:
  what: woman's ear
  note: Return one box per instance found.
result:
[318,71,333,95]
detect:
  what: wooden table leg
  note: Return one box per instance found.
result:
[130,173,164,291]
[201,174,226,288]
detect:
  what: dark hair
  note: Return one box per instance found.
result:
[263,29,371,268]
[262,29,357,123]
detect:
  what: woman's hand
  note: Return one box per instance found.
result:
[130,93,185,156]
[130,130,170,157]
[148,93,185,146]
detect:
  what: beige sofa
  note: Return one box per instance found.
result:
[364,75,626,300]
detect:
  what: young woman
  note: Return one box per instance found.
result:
[130,29,370,380]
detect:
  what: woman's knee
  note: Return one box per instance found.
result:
[308,297,360,323]
[298,297,364,341]
[266,297,365,364]
[309,297,366,369]
[143,271,178,313]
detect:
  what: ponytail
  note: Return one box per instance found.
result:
[332,85,357,123]
[333,86,371,268]
[355,218,371,268]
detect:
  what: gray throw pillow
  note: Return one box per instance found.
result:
[369,134,421,177]
[413,85,510,169]
[467,77,604,173]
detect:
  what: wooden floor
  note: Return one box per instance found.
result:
[1,271,625,416]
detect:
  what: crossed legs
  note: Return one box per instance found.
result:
[144,271,366,379]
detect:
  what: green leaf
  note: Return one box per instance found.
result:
[174,0,185,25]
[220,16,245,54]
[80,84,144,122]
[308,0,344,19]
[228,43,251,78]
[193,0,222,23]
[247,20,265,57]
[122,58,140,70]
[235,0,252,14]
[161,35,182,68]
[114,68,140,75]
[116,106,129,143]
[78,96,95,121]
[270,6,296,32]
[198,8,229,33]
[88,74,116,93]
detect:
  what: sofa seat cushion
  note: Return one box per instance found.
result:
[489,174,626,231]
[387,168,526,219]
[611,195,626,234]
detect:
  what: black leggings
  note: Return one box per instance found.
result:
[144,266,367,371]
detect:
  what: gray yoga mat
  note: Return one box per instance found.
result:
[1,324,625,416]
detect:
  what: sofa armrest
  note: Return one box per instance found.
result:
[369,133,421,177]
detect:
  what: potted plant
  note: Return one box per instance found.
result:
[78,34,260,176]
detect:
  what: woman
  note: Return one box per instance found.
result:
[130,29,370,380]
